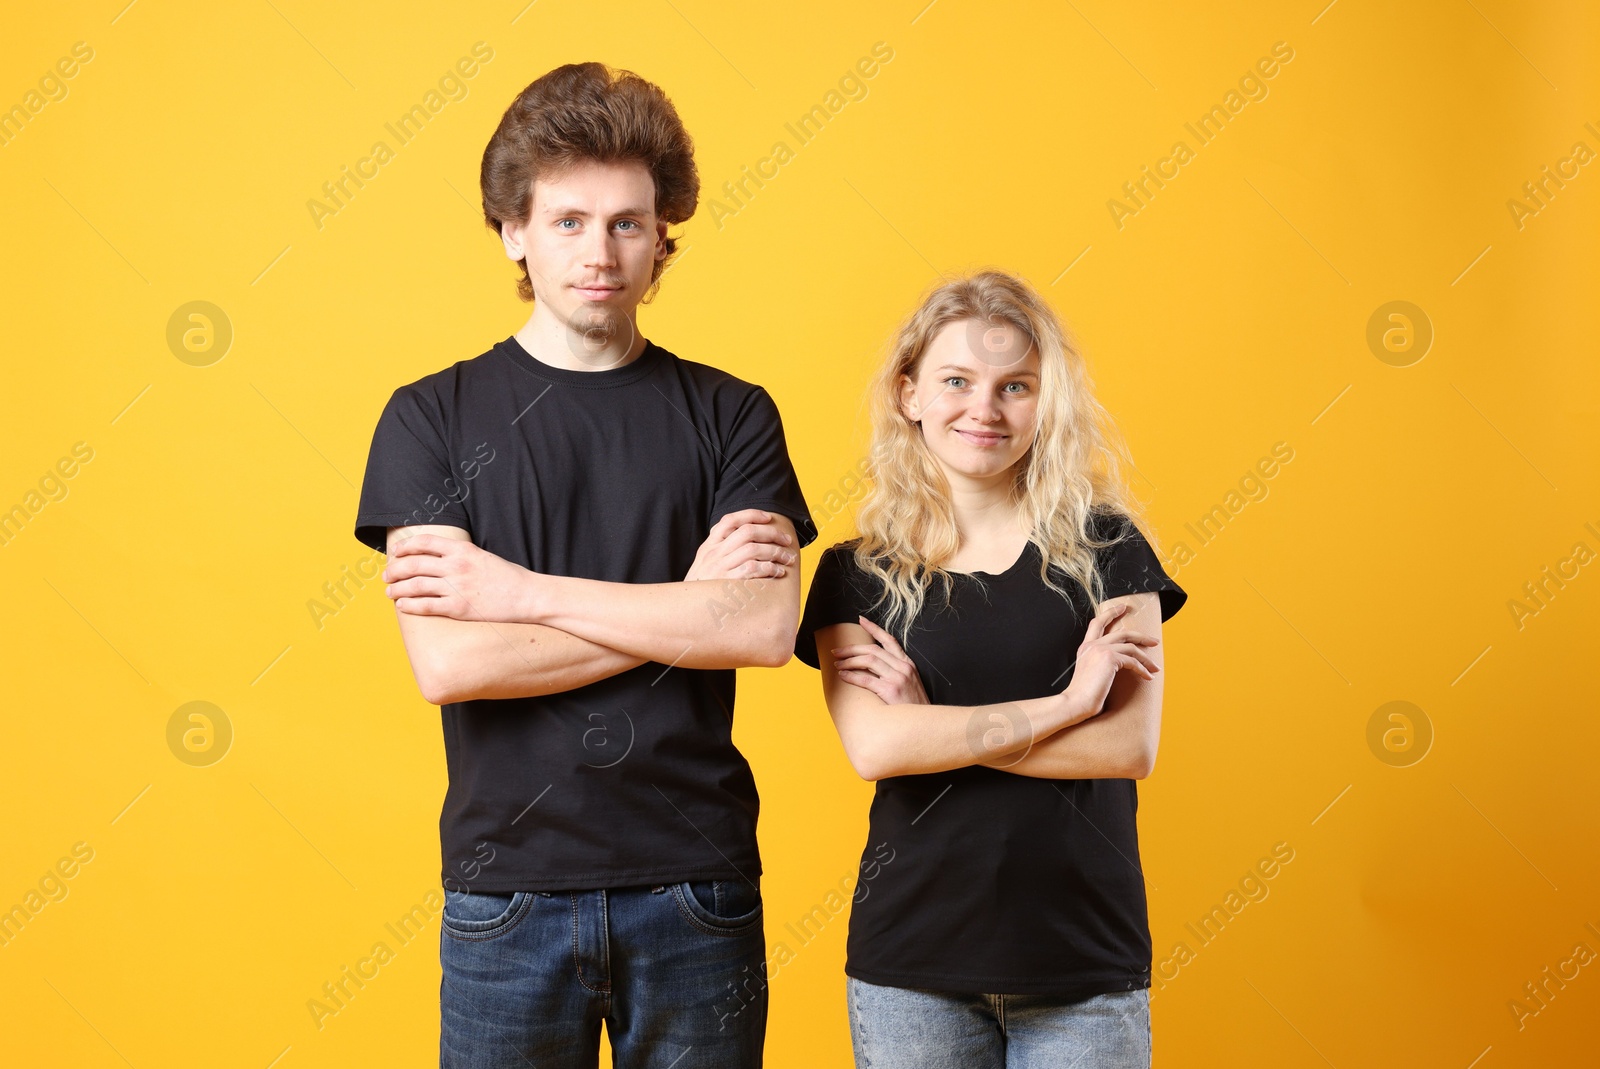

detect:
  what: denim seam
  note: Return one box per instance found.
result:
[569,893,610,995]
[850,979,872,1067]
[439,891,534,943]
[1143,992,1153,1068]
[599,889,612,992]
[670,881,763,938]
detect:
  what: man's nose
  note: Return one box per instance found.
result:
[583,226,618,268]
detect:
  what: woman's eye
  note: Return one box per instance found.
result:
[1004,381,1029,394]
[944,377,967,389]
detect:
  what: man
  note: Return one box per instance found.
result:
[353,62,816,1067]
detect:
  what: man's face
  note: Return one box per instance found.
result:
[502,158,669,334]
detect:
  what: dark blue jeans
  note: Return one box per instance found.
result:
[439,880,767,1067]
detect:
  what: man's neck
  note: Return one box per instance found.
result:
[515,302,647,373]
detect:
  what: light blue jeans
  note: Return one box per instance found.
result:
[846,975,1150,1068]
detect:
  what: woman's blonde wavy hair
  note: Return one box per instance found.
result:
[852,269,1160,643]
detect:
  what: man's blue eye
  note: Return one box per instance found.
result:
[557,219,577,230]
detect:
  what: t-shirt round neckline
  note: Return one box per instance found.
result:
[949,539,1036,580]
[498,333,663,388]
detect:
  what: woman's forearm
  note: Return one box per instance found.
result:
[976,696,1159,780]
[846,689,1093,781]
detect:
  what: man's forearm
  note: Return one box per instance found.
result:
[403,613,647,704]
[517,571,796,670]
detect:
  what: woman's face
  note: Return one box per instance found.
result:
[900,318,1041,485]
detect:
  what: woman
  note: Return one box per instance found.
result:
[794,270,1187,1067]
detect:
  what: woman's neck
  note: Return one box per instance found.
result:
[946,485,1030,571]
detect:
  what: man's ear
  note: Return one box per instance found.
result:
[501,218,525,261]
[655,219,670,262]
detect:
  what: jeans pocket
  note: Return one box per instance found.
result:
[674,878,762,935]
[440,890,531,940]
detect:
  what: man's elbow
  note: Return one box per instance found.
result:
[415,663,460,706]
[742,602,798,668]
[753,626,794,668]
[408,644,467,705]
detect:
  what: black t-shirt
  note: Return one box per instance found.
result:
[355,334,816,893]
[794,514,1186,997]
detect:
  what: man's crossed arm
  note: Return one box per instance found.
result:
[383,508,801,706]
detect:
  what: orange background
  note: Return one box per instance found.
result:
[2,1,1596,1065]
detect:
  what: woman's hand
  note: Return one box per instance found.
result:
[831,617,932,706]
[1063,601,1161,722]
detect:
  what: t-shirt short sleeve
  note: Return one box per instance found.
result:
[1093,512,1187,622]
[353,385,473,553]
[708,386,818,550]
[794,543,880,669]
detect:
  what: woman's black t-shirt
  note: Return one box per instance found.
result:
[794,514,1187,998]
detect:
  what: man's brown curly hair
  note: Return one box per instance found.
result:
[480,62,700,304]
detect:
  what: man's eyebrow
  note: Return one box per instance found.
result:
[933,363,1039,378]
[540,204,654,218]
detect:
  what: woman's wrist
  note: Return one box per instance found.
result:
[1054,687,1095,730]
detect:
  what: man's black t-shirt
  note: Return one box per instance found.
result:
[794,514,1186,997]
[355,334,816,893]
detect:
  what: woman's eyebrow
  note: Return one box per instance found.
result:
[933,363,1039,378]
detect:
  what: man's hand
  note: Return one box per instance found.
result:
[384,532,534,622]
[684,508,797,582]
